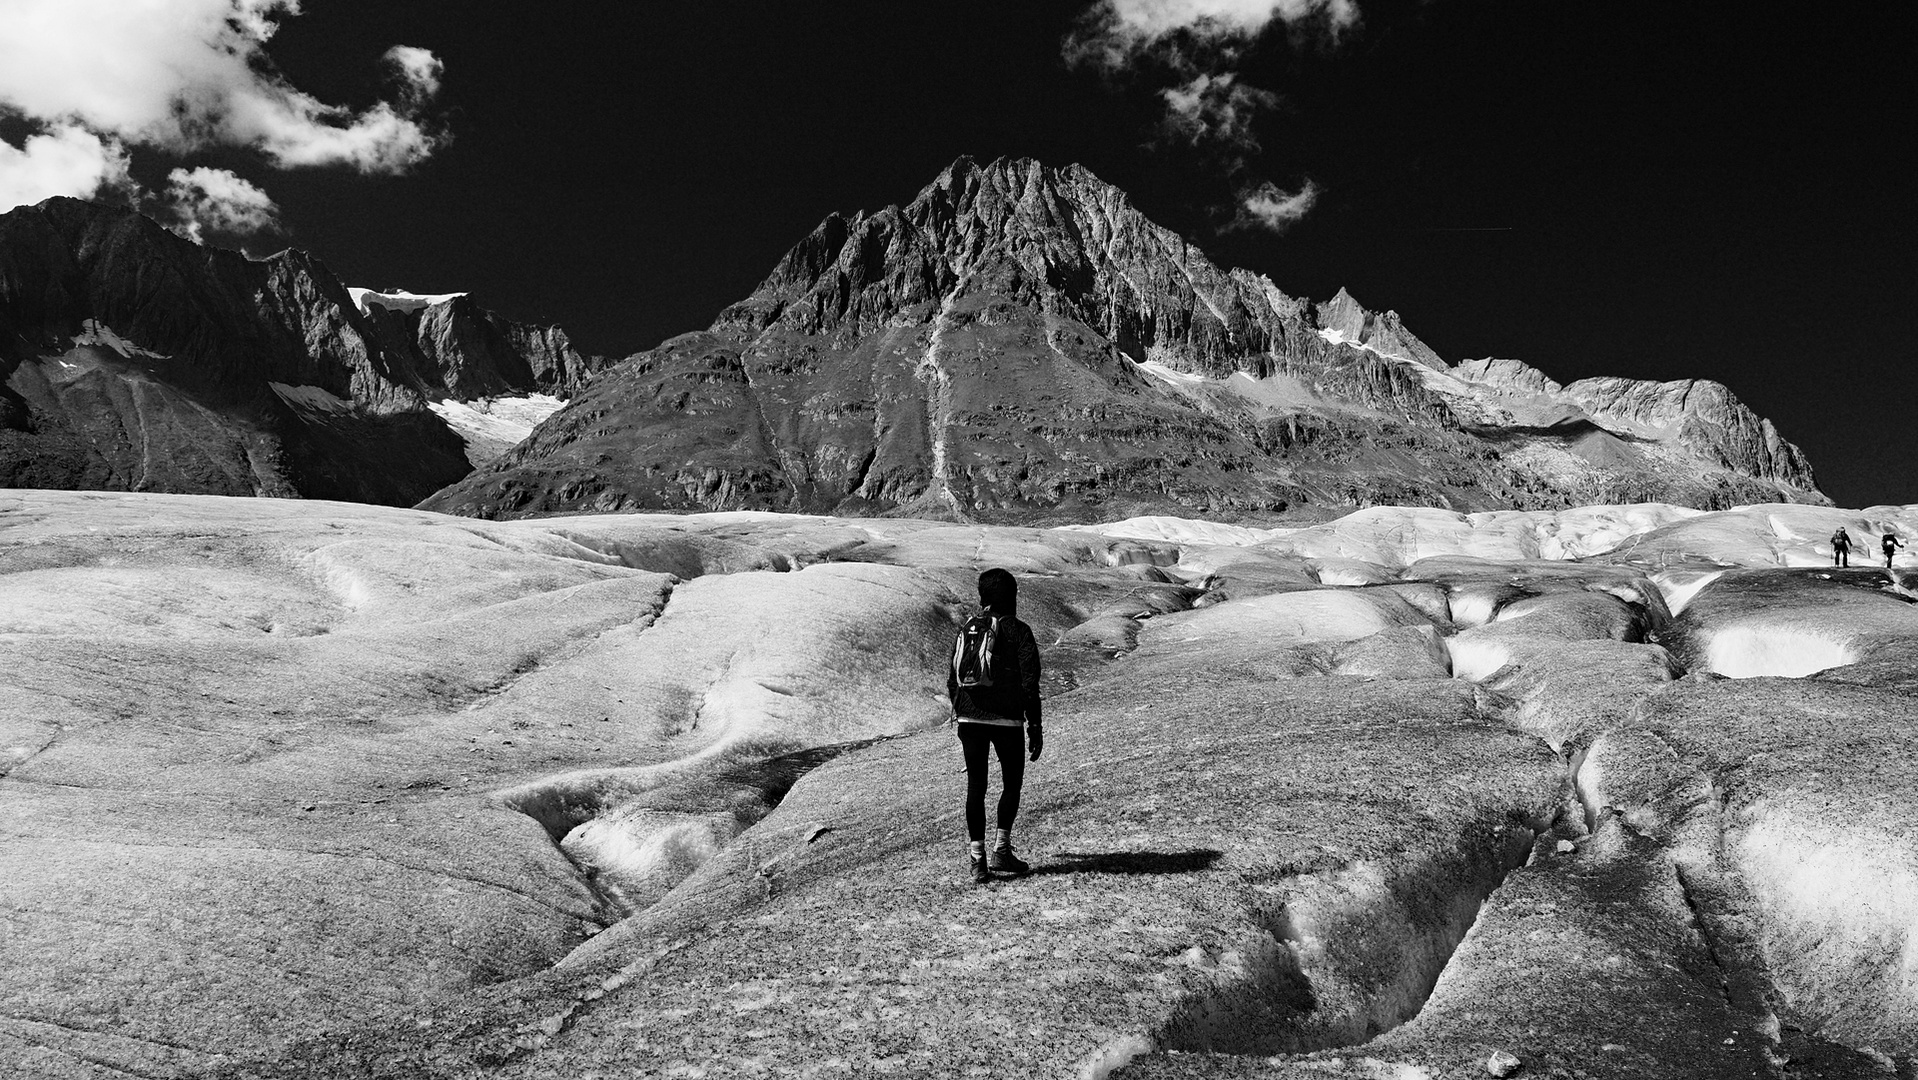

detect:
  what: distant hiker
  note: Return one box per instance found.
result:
[1832,527,1852,567]
[1886,531,1904,568]
[948,568,1043,884]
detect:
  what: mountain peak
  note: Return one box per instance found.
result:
[423,158,1823,522]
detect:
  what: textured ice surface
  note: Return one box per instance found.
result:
[7,491,1918,1079]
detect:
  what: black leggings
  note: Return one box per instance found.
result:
[957,722,1025,842]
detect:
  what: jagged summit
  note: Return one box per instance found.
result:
[721,155,1321,377]
[424,155,1822,522]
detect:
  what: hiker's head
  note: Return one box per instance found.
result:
[978,568,1017,615]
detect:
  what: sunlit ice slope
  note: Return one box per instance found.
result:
[3,491,1915,1079]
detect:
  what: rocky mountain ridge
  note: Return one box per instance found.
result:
[0,198,607,505]
[424,156,1823,523]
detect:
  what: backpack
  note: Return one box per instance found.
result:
[1833,530,1849,547]
[952,613,999,688]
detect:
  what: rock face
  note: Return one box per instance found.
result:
[422,157,1824,523]
[0,199,607,504]
[6,492,1916,1079]
[353,288,601,402]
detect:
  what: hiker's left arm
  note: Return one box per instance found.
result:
[1019,624,1042,727]
[1020,624,1044,760]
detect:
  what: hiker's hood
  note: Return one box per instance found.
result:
[979,570,1017,616]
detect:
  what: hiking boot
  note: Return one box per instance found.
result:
[969,851,990,884]
[988,846,1030,875]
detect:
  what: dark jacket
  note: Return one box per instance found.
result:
[948,613,1042,726]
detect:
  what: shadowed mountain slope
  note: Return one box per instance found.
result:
[422,157,1823,523]
[0,199,607,505]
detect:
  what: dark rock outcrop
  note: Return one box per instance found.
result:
[356,290,602,401]
[0,199,606,505]
[423,157,1825,523]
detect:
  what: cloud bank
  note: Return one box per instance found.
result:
[0,125,134,212]
[1070,0,1360,69]
[1069,0,1356,233]
[0,0,444,237]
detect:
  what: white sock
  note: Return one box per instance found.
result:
[967,841,985,856]
[993,828,1013,852]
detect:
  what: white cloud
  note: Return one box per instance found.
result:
[0,0,444,213]
[0,124,134,210]
[164,167,281,243]
[384,45,445,102]
[1068,0,1349,234]
[1121,0,1358,36]
[1160,72,1279,150]
[1069,0,1360,69]
[1229,178,1322,233]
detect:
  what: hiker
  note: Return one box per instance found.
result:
[1832,527,1852,567]
[948,568,1043,884]
[1886,531,1904,568]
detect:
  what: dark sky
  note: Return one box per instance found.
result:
[168,1,1915,507]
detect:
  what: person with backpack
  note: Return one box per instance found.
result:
[1832,527,1853,567]
[948,568,1043,884]
[1885,530,1904,568]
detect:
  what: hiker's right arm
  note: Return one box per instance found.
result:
[946,637,960,713]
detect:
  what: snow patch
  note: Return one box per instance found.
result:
[1132,360,1326,412]
[348,287,466,314]
[428,394,566,466]
[1135,359,1205,387]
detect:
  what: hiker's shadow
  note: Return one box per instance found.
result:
[1031,849,1222,876]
